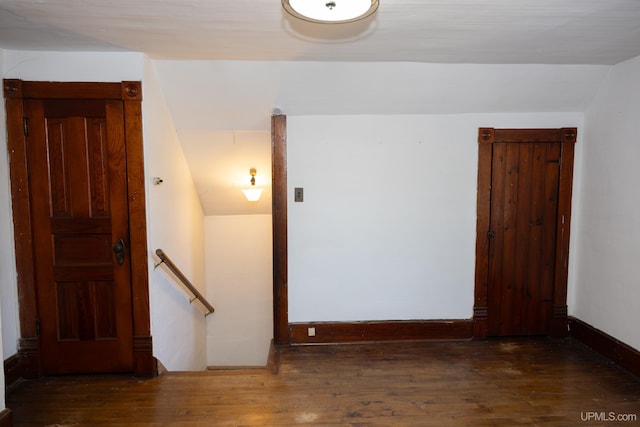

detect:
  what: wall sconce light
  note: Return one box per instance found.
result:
[282,0,379,24]
[242,168,263,202]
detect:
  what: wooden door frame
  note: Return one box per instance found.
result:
[3,79,154,377]
[473,127,577,338]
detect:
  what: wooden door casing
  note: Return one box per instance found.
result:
[4,80,154,377]
[474,128,576,338]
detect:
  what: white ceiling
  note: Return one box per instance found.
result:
[2,0,639,215]
[1,0,640,64]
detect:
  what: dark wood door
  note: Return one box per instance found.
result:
[486,141,560,336]
[474,128,577,338]
[25,98,133,374]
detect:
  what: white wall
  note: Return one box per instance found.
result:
[575,55,640,351]
[0,49,19,361]
[143,57,207,370]
[288,113,583,322]
[3,50,143,82]
[205,214,273,366]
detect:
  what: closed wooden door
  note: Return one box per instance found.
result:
[25,97,134,374]
[487,141,560,336]
[474,128,577,338]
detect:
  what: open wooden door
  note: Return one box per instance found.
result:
[4,80,154,376]
[474,128,576,338]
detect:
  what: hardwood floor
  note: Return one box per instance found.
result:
[7,338,640,426]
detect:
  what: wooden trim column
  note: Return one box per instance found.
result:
[550,128,577,337]
[473,128,494,338]
[271,114,289,345]
[121,82,154,375]
[3,79,42,378]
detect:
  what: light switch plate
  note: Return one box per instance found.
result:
[294,187,304,202]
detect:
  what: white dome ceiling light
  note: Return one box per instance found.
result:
[282,0,379,24]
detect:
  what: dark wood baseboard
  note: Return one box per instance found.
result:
[3,340,41,391]
[289,320,473,344]
[0,408,13,427]
[569,317,640,378]
[3,355,21,391]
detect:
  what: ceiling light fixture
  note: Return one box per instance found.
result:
[282,0,379,24]
[242,168,263,202]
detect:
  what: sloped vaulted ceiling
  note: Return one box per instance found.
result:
[151,60,609,214]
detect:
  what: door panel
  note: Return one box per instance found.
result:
[25,98,133,374]
[485,137,563,336]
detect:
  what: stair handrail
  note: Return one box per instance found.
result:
[154,249,214,317]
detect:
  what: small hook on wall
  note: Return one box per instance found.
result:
[152,177,164,185]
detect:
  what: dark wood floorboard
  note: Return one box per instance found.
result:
[7,338,640,426]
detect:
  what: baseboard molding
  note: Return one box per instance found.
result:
[289,320,473,344]
[0,408,13,427]
[3,346,40,391]
[3,355,21,391]
[569,317,640,378]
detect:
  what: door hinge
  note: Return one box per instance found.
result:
[35,318,41,337]
[23,117,29,136]
[487,230,496,239]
